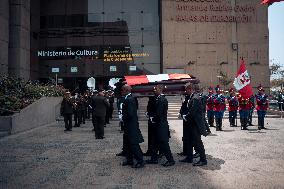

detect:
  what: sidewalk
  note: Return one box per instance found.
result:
[0,118,284,189]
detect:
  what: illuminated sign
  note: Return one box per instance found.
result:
[129,66,137,71]
[51,68,59,73]
[71,67,78,73]
[38,50,98,57]
[103,50,150,62]
[110,66,117,72]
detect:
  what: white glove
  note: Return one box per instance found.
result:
[182,115,187,121]
[150,117,156,123]
[118,110,123,121]
[178,113,182,119]
[145,112,149,118]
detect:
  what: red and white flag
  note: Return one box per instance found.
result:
[233,58,253,98]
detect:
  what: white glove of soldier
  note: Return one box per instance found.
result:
[145,112,149,118]
[182,115,187,122]
[178,113,182,119]
[150,117,155,123]
[118,110,123,121]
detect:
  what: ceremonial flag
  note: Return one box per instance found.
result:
[261,0,284,4]
[124,74,191,86]
[233,58,253,98]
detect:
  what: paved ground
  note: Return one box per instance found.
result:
[0,116,284,189]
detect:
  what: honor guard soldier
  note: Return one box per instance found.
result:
[178,83,193,156]
[73,93,83,127]
[248,95,255,126]
[213,85,226,131]
[227,88,238,127]
[146,84,175,167]
[206,87,215,127]
[237,94,250,130]
[144,96,157,156]
[255,85,269,130]
[60,91,73,131]
[277,89,284,111]
[121,85,145,168]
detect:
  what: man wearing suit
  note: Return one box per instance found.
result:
[60,91,73,131]
[91,89,109,139]
[121,85,145,168]
[146,84,175,167]
[181,83,208,166]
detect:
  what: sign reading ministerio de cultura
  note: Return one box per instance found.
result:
[37,49,98,57]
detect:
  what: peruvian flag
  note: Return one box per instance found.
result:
[233,58,253,98]
[261,0,284,4]
[124,74,191,86]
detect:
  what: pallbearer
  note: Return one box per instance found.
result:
[227,88,238,127]
[255,85,269,130]
[206,87,215,127]
[213,85,226,131]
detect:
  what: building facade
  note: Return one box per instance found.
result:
[0,0,269,91]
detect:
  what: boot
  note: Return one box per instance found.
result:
[209,117,214,127]
[215,118,220,131]
[229,118,233,127]
[258,118,261,130]
[219,118,223,131]
[261,118,266,129]
[240,118,244,130]
[243,118,248,130]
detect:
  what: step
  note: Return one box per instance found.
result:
[0,131,10,138]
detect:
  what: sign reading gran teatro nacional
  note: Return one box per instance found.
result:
[162,0,269,91]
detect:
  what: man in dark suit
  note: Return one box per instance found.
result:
[181,83,208,166]
[91,89,109,139]
[146,84,175,167]
[121,85,145,168]
[60,91,73,131]
[144,96,157,156]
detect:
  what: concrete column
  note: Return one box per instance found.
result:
[0,0,9,76]
[8,0,30,81]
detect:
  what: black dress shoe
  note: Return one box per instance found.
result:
[177,152,185,156]
[122,161,134,166]
[116,152,126,156]
[179,158,193,163]
[145,159,158,164]
[132,162,145,168]
[162,161,175,167]
[193,160,207,166]
[193,153,200,158]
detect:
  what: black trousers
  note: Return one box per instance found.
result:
[146,120,156,154]
[185,124,206,161]
[182,120,189,154]
[92,116,105,138]
[82,109,86,124]
[109,104,114,119]
[151,139,174,162]
[279,102,284,111]
[74,110,82,126]
[125,138,143,164]
[64,114,72,130]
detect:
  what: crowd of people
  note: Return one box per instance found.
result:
[60,89,114,138]
[60,80,270,169]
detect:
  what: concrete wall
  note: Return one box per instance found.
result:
[0,97,62,135]
[0,0,9,76]
[8,0,31,81]
[161,0,269,91]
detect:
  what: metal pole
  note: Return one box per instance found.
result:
[55,73,58,86]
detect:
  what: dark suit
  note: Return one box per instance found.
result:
[91,95,109,138]
[145,96,157,155]
[179,95,191,154]
[60,98,73,130]
[122,94,144,164]
[185,93,207,162]
[151,95,174,162]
